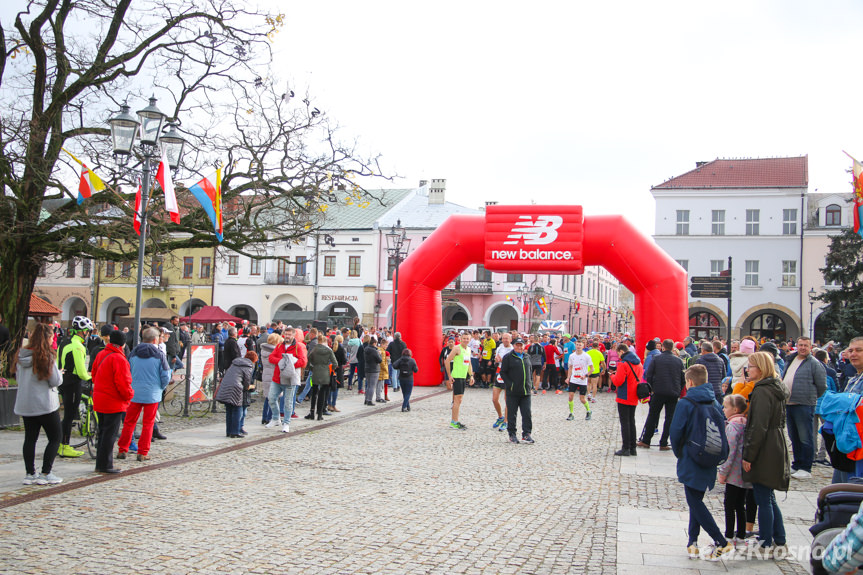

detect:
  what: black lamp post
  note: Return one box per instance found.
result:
[385,219,410,332]
[108,97,186,346]
[808,288,817,340]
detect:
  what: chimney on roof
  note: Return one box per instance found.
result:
[428,178,446,205]
[696,161,708,168]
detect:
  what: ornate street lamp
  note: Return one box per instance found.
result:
[108,96,186,346]
[385,219,410,331]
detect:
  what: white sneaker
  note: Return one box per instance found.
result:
[36,472,63,485]
[791,469,812,479]
[22,473,39,485]
[281,423,290,433]
[265,419,281,429]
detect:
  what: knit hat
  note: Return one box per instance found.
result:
[740,339,757,354]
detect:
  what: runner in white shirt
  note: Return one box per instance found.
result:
[566,339,594,421]
[468,331,481,377]
[492,332,514,431]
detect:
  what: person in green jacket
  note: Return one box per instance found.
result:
[57,316,94,458]
[306,334,336,421]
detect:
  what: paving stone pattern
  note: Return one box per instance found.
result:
[0,388,821,574]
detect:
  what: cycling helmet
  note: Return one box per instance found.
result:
[71,316,95,332]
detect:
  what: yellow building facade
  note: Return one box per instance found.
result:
[94,245,215,326]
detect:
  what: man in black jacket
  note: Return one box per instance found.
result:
[223,327,242,368]
[386,332,407,391]
[500,338,534,444]
[695,341,726,403]
[637,339,684,450]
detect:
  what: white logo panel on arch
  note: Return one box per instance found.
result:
[494,215,572,261]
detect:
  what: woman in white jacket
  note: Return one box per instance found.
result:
[13,323,64,485]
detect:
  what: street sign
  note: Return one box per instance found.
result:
[690,276,731,286]
[690,290,731,299]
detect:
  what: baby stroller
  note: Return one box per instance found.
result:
[810,480,863,574]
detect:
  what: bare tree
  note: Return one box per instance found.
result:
[0,0,390,368]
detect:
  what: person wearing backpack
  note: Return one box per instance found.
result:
[742,350,790,557]
[669,364,733,561]
[392,349,418,412]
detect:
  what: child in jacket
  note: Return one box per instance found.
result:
[718,394,751,546]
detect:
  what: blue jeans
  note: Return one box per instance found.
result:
[833,469,850,484]
[786,404,815,473]
[328,386,339,408]
[239,406,247,432]
[684,486,726,547]
[224,404,243,436]
[389,364,398,390]
[401,379,414,409]
[296,375,312,403]
[268,383,297,422]
[261,393,286,423]
[752,483,786,547]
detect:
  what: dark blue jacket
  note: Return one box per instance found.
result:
[670,382,725,492]
[695,353,726,399]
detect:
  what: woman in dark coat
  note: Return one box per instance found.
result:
[328,334,347,413]
[215,352,256,438]
[307,334,336,421]
[742,351,790,552]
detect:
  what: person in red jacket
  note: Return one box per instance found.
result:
[267,327,308,429]
[91,331,134,474]
[611,343,643,457]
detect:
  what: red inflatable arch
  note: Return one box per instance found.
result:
[396,205,688,386]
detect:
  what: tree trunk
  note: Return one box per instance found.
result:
[0,242,39,377]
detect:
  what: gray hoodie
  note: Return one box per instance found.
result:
[13,349,62,417]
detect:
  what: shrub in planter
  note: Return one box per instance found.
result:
[0,377,19,427]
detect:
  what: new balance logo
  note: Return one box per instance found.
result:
[503,215,563,245]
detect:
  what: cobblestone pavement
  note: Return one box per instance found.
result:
[0,387,822,574]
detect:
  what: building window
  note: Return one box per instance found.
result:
[750,313,786,341]
[782,209,798,235]
[711,210,725,236]
[506,273,523,283]
[386,257,396,281]
[105,261,115,278]
[121,262,131,277]
[295,256,307,276]
[675,210,689,235]
[151,256,163,277]
[745,260,759,286]
[690,311,722,340]
[250,259,261,276]
[676,259,689,272]
[745,209,760,236]
[200,257,211,279]
[782,260,797,287]
[348,256,361,277]
[826,204,842,226]
[66,260,76,278]
[81,259,91,278]
[228,255,239,275]
[476,264,492,283]
[710,260,724,277]
[183,257,193,278]
[324,256,336,277]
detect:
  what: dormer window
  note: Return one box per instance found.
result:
[826,204,841,226]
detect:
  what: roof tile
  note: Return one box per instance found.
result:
[653,156,808,189]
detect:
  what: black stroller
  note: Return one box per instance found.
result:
[810,481,863,574]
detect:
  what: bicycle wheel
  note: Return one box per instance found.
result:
[71,401,89,449]
[189,379,213,417]
[86,413,98,459]
[161,380,185,417]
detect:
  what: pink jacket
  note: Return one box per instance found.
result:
[718,413,751,489]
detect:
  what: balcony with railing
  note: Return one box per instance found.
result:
[442,280,493,294]
[265,273,310,286]
[141,275,168,288]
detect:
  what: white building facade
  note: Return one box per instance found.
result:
[652,157,808,341]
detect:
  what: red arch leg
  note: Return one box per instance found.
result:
[397,215,486,387]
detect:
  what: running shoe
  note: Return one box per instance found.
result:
[492,417,504,429]
[590,396,596,403]
[57,444,83,458]
[450,421,467,430]
[585,411,592,421]
[499,422,507,432]
[703,542,734,561]
[542,390,547,395]
[37,472,63,485]
[687,545,700,559]
[281,423,290,433]
[22,474,39,485]
[521,434,535,444]
[555,390,562,395]
[508,435,519,444]
[566,414,574,421]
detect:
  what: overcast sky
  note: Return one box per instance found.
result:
[269,0,863,235]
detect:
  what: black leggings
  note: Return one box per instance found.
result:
[22,410,62,476]
[724,483,747,539]
[315,385,330,418]
[59,383,81,445]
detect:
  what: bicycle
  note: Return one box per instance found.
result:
[160,376,186,417]
[160,371,217,417]
[71,389,99,459]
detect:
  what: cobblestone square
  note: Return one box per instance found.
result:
[0,387,821,574]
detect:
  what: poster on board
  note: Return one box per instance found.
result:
[188,343,216,402]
